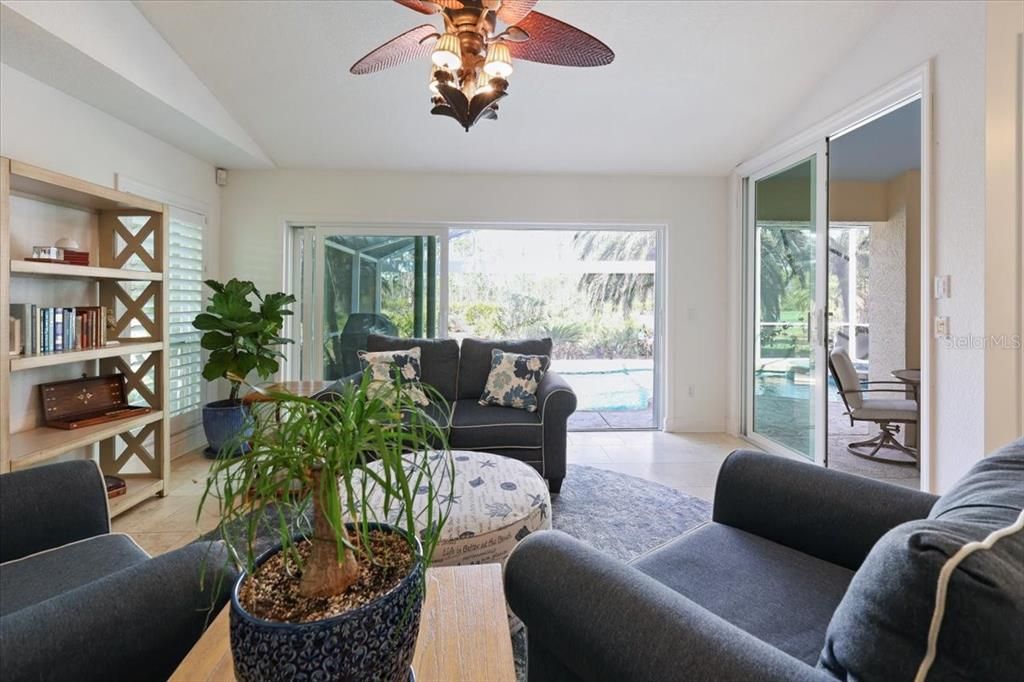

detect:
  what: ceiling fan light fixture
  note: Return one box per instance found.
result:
[483,42,513,78]
[351,2,615,131]
[474,71,493,96]
[429,65,453,94]
[431,32,462,70]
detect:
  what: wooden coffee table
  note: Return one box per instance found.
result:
[170,564,516,682]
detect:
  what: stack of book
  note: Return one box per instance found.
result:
[27,246,90,266]
[8,304,109,355]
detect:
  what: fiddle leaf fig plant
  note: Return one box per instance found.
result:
[193,278,296,402]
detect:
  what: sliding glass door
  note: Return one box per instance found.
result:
[447,228,661,429]
[746,144,828,463]
[291,227,444,381]
[290,224,663,430]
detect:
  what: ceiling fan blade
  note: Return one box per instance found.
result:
[496,0,537,25]
[350,24,439,75]
[507,12,614,67]
[393,0,463,14]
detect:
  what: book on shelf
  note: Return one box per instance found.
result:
[10,304,112,355]
[10,304,31,354]
[105,475,127,499]
[8,316,22,356]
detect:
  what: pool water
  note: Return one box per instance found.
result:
[755,374,842,401]
[559,365,653,412]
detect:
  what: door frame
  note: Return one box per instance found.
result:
[742,142,829,465]
[733,61,934,490]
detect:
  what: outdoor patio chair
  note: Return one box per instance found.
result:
[334,313,398,376]
[828,348,917,464]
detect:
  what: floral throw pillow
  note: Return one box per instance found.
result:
[479,349,550,412]
[358,347,430,407]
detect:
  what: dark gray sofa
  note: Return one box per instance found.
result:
[327,334,577,493]
[0,460,237,682]
[506,440,1024,681]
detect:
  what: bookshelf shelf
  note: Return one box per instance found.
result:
[1,157,171,518]
[9,160,164,213]
[11,260,162,281]
[109,475,165,516]
[9,410,165,470]
[11,340,164,372]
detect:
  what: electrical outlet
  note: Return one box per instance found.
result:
[934,316,950,338]
[934,275,951,299]
[687,385,695,398]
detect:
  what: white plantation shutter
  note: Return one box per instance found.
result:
[168,208,205,419]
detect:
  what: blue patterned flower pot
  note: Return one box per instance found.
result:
[229,525,424,682]
[202,400,252,458]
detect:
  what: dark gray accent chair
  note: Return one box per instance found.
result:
[323,334,577,493]
[506,440,1024,682]
[0,460,238,682]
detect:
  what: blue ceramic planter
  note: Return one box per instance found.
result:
[229,525,424,682]
[202,400,253,458]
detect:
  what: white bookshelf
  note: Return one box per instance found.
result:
[1,158,171,516]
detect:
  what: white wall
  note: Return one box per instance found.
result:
[984,0,1024,451]
[220,170,729,432]
[0,63,221,451]
[742,0,991,491]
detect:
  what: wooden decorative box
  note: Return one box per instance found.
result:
[38,374,151,430]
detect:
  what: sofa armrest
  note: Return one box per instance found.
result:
[536,372,576,483]
[538,371,577,420]
[505,531,831,682]
[0,460,110,563]
[713,450,939,570]
[0,541,238,682]
[313,371,363,401]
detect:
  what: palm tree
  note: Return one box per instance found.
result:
[573,231,655,316]
[758,225,812,322]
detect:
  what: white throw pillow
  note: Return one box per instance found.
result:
[358,347,430,407]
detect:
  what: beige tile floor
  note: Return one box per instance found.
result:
[114,431,754,556]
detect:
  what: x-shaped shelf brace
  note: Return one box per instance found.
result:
[101,281,160,340]
[110,214,160,272]
[101,421,160,474]
[104,355,159,409]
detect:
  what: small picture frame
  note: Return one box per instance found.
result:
[31,246,64,260]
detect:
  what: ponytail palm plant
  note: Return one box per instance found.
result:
[200,372,454,601]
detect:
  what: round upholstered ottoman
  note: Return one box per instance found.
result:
[363,450,551,567]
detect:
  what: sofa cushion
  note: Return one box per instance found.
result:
[419,399,453,432]
[818,439,1024,681]
[449,399,543,450]
[631,523,854,665]
[457,337,552,400]
[367,335,460,402]
[0,533,149,616]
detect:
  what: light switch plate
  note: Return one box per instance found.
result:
[934,275,951,299]
[934,316,950,338]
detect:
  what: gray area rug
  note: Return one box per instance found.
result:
[200,463,713,678]
[549,463,712,560]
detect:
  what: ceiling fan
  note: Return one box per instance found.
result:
[350,0,614,131]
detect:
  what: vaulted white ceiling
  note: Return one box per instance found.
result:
[88,1,887,174]
[0,0,895,174]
